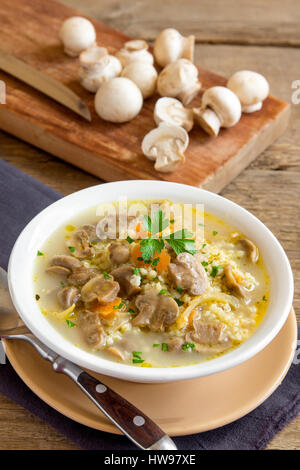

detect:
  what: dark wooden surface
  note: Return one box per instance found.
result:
[0,0,299,450]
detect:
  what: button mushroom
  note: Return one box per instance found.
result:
[186,317,232,353]
[94,77,143,123]
[78,310,105,348]
[227,70,269,113]
[154,28,195,67]
[121,62,157,99]
[79,45,122,93]
[238,238,259,263]
[154,97,194,131]
[48,255,82,272]
[109,242,130,265]
[142,123,189,173]
[193,86,242,136]
[57,286,80,309]
[67,229,94,259]
[168,252,208,296]
[223,264,247,299]
[111,265,141,298]
[59,16,96,57]
[115,39,154,67]
[157,59,201,105]
[81,274,120,304]
[133,288,179,332]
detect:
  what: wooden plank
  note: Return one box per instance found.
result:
[0,0,290,192]
[61,0,300,47]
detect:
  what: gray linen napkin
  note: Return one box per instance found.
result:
[0,158,299,450]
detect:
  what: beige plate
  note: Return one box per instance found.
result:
[3,309,297,436]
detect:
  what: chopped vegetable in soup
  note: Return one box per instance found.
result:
[33,200,269,368]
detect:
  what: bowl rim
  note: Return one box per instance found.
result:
[8,180,294,383]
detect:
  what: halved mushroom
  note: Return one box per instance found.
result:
[142,123,189,173]
[238,238,259,263]
[223,264,247,299]
[154,28,195,67]
[67,229,94,259]
[78,310,105,348]
[111,265,141,298]
[109,242,130,265]
[157,59,201,105]
[193,86,241,136]
[133,288,179,332]
[57,286,80,309]
[115,39,154,67]
[81,274,120,304]
[227,70,269,113]
[79,45,122,93]
[168,252,208,296]
[49,255,82,272]
[154,97,194,132]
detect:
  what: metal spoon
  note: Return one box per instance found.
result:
[0,267,177,450]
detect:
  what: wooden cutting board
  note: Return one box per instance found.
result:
[0,0,290,192]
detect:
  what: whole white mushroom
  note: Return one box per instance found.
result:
[59,16,96,57]
[116,39,154,68]
[94,77,143,123]
[227,70,269,113]
[193,86,241,136]
[157,59,201,105]
[154,28,195,67]
[79,45,122,92]
[121,62,157,99]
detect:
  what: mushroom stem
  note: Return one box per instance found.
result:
[193,107,221,137]
[242,102,262,113]
[178,82,202,106]
[182,35,195,62]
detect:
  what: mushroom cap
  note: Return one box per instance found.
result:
[79,52,122,92]
[121,62,157,99]
[227,70,269,107]
[157,59,199,99]
[59,16,96,57]
[202,86,242,127]
[115,39,154,67]
[154,97,194,131]
[94,77,143,123]
[154,28,186,67]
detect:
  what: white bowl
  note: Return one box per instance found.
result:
[8,181,294,383]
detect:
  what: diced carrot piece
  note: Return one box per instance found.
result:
[131,243,170,274]
[91,297,122,317]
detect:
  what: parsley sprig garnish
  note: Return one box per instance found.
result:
[139,210,197,262]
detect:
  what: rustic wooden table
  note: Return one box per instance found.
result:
[0,0,299,450]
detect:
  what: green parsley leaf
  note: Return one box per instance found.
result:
[151,257,160,267]
[153,343,160,348]
[210,265,223,278]
[182,342,195,351]
[143,210,169,236]
[166,229,197,256]
[201,261,209,266]
[212,231,218,236]
[132,351,142,358]
[176,286,183,294]
[68,246,75,253]
[132,359,144,364]
[37,250,44,256]
[174,298,184,307]
[158,289,169,296]
[126,235,134,244]
[60,281,65,288]
[113,302,124,310]
[140,237,164,261]
[132,351,144,364]
[103,271,110,280]
[262,295,267,301]
[66,319,76,328]
[133,267,140,275]
[128,308,137,316]
[161,343,169,351]
[170,219,175,223]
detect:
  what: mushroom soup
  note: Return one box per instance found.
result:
[33,200,269,368]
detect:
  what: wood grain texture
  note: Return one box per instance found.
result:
[0,0,290,192]
[0,0,299,452]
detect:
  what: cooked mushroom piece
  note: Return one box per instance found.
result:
[59,16,96,57]
[46,265,71,276]
[49,255,82,271]
[227,70,269,113]
[133,288,179,332]
[79,45,122,93]
[166,336,184,352]
[109,242,130,265]
[111,265,141,298]
[154,97,194,132]
[78,310,105,348]
[142,123,189,173]
[193,86,241,136]
[80,224,98,242]
[238,238,259,263]
[81,274,120,304]
[67,229,94,259]
[223,264,247,299]
[57,286,80,309]
[68,267,98,286]
[115,39,154,67]
[186,314,232,353]
[168,252,208,296]
[121,62,157,99]
[157,59,201,105]
[94,77,143,123]
[154,28,195,67]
